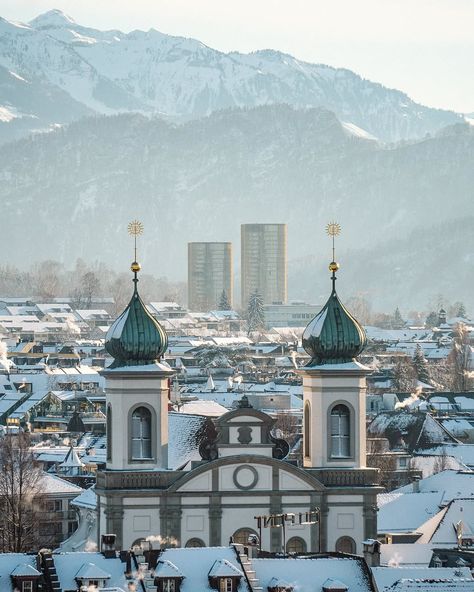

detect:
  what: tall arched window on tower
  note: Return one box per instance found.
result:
[131,406,152,459]
[304,402,311,458]
[330,404,350,458]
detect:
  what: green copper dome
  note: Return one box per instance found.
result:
[302,270,366,366]
[105,275,168,368]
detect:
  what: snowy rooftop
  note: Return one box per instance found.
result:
[379,544,434,567]
[157,547,250,592]
[52,552,127,590]
[0,554,39,591]
[377,491,444,533]
[372,567,473,591]
[252,557,372,592]
[72,486,96,510]
[395,470,474,504]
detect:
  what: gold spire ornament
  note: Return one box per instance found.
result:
[326,221,341,288]
[128,219,144,276]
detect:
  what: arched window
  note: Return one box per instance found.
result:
[304,401,310,458]
[330,404,350,458]
[131,406,152,460]
[286,536,307,554]
[335,536,356,554]
[232,528,258,546]
[185,537,205,548]
[106,404,112,462]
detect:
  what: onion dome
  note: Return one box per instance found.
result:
[105,262,168,368]
[302,261,366,366]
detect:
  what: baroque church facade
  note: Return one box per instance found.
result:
[96,259,380,554]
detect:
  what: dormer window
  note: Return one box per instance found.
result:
[208,559,243,592]
[154,560,184,592]
[10,563,42,592]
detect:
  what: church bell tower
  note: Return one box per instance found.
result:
[299,223,371,469]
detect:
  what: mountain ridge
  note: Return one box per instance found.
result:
[0,10,463,144]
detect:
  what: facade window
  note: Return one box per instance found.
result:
[163,580,176,592]
[232,528,258,546]
[106,404,112,461]
[185,538,205,548]
[22,583,33,592]
[330,404,350,458]
[335,536,356,554]
[286,536,307,554]
[131,406,152,459]
[304,402,310,458]
[219,578,233,592]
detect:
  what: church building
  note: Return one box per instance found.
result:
[96,256,380,554]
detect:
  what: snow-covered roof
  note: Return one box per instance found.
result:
[60,446,85,468]
[40,472,83,495]
[72,486,96,510]
[252,557,372,592]
[52,552,127,590]
[157,547,250,592]
[372,567,473,591]
[10,563,41,577]
[177,399,228,417]
[395,470,474,503]
[377,491,444,533]
[379,544,434,567]
[423,498,474,546]
[0,554,39,591]
[208,558,243,578]
[168,412,206,469]
[154,559,184,578]
[75,562,111,580]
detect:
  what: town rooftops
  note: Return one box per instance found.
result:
[372,567,473,592]
[252,556,373,592]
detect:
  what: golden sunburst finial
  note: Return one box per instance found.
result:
[326,221,341,237]
[128,220,144,278]
[128,220,144,237]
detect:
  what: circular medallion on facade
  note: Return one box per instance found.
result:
[232,465,259,490]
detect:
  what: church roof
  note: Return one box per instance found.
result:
[105,272,168,368]
[302,270,366,366]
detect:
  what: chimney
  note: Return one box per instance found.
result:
[412,476,420,493]
[101,533,117,558]
[363,539,381,568]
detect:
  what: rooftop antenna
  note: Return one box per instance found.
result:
[127,219,144,287]
[326,221,341,292]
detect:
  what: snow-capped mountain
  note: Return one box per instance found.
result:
[0,9,462,144]
[0,105,472,309]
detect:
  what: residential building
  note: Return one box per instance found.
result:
[241,224,287,307]
[263,302,321,328]
[188,242,233,311]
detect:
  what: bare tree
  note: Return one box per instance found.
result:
[392,356,417,392]
[0,432,43,552]
[366,437,398,490]
[433,448,451,474]
[447,323,472,392]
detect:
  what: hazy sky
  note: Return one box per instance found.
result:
[1,0,472,112]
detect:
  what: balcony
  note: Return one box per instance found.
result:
[309,468,380,487]
[96,470,182,491]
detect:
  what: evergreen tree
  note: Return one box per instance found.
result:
[218,289,231,310]
[455,302,467,319]
[391,307,405,329]
[412,344,431,385]
[246,290,265,334]
[425,311,438,329]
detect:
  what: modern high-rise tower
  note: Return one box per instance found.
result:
[241,223,287,307]
[188,242,233,311]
